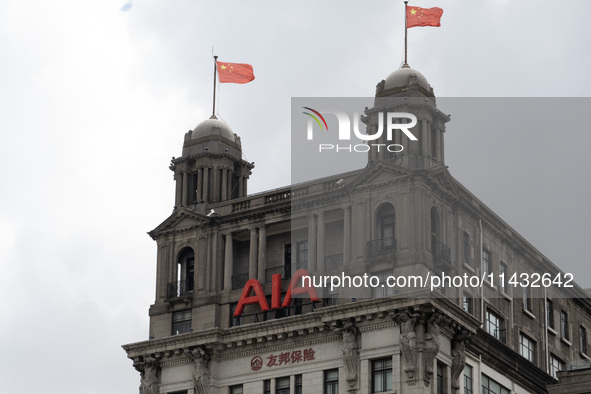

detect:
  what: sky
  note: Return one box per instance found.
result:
[0,0,590,392]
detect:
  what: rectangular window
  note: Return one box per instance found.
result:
[437,362,446,394]
[523,286,532,312]
[547,299,555,329]
[295,374,303,394]
[296,241,308,270]
[580,326,587,355]
[550,354,564,379]
[499,262,507,294]
[481,374,510,394]
[463,365,473,394]
[520,333,536,363]
[482,250,491,277]
[463,232,471,264]
[263,379,271,394]
[276,376,290,394]
[372,271,395,298]
[372,358,393,393]
[230,385,243,394]
[463,292,473,314]
[171,309,192,335]
[485,309,505,343]
[284,243,292,270]
[324,288,338,307]
[229,302,242,327]
[561,310,570,340]
[324,369,338,394]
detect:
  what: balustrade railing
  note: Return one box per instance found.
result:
[366,237,397,257]
[166,280,194,299]
[325,254,343,270]
[232,273,249,290]
[265,264,292,283]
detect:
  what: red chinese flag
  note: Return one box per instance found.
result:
[216,61,255,84]
[406,6,443,28]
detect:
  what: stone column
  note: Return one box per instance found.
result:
[203,167,209,203]
[221,168,228,202]
[344,206,351,266]
[238,176,244,197]
[169,239,176,288]
[421,119,429,158]
[243,177,248,196]
[197,167,203,202]
[258,225,266,282]
[212,166,219,202]
[224,233,233,290]
[181,171,188,206]
[249,227,258,279]
[439,127,445,164]
[317,212,325,271]
[308,215,317,272]
[157,242,168,299]
[435,127,441,162]
[175,172,182,207]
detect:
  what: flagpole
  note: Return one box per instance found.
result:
[212,55,218,117]
[404,0,408,67]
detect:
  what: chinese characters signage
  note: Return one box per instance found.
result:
[250,348,316,371]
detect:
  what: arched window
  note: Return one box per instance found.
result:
[177,247,195,295]
[377,203,396,251]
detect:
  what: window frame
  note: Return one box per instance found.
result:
[371,357,393,393]
[275,376,290,394]
[561,310,570,341]
[523,286,532,312]
[463,231,471,265]
[550,354,564,379]
[463,365,473,394]
[499,261,507,294]
[171,309,192,335]
[462,292,473,314]
[580,325,588,355]
[295,374,303,394]
[481,374,510,394]
[324,369,339,394]
[482,249,492,278]
[520,332,536,363]
[229,384,243,394]
[547,299,555,330]
[485,308,505,343]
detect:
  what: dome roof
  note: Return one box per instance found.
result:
[190,115,235,142]
[382,66,431,92]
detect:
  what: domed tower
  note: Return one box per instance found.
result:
[365,64,450,168]
[170,115,254,207]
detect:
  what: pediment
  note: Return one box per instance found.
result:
[426,166,460,200]
[148,208,209,238]
[348,160,410,189]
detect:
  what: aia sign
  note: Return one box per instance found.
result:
[233,269,319,317]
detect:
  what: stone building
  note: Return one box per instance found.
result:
[122,65,591,394]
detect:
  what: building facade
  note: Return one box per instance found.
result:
[123,65,591,394]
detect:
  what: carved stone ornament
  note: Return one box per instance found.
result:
[134,356,160,394]
[392,309,420,383]
[423,312,443,386]
[334,318,360,389]
[184,346,210,394]
[451,330,471,393]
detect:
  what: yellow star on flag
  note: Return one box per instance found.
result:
[220,65,227,70]
[410,8,417,15]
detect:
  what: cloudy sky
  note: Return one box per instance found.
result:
[0,0,590,392]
